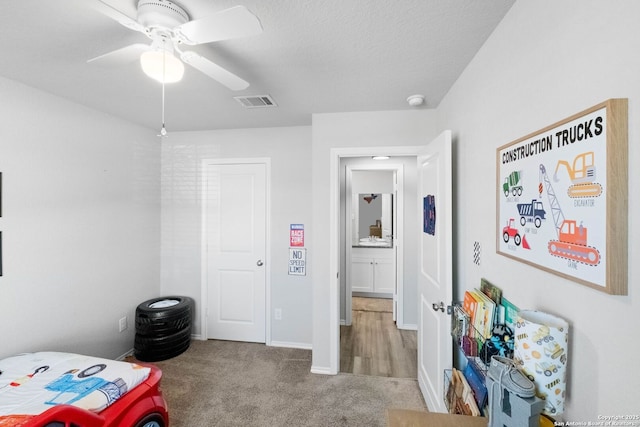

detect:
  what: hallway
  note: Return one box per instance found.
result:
[340,297,417,378]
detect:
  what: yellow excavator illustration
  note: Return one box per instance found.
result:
[553,151,602,197]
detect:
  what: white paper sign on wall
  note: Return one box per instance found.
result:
[288,248,306,276]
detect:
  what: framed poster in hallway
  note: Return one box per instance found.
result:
[496,99,628,295]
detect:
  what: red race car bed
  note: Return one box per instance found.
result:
[0,352,168,427]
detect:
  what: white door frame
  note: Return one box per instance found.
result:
[329,146,423,374]
[200,158,272,345]
[344,164,403,327]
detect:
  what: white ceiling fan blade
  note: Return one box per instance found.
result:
[93,0,145,33]
[180,51,249,91]
[87,43,150,66]
[175,6,263,45]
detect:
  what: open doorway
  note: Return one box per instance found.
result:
[340,295,417,378]
[337,153,418,378]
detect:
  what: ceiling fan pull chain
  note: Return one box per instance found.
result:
[159,39,168,137]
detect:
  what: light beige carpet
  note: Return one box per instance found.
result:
[142,339,427,426]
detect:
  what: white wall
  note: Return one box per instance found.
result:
[437,1,640,418]
[0,77,160,360]
[311,110,438,372]
[160,126,313,347]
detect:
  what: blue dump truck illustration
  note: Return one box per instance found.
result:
[517,199,546,228]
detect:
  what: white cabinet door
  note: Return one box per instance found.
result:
[351,257,374,292]
[351,247,395,295]
[373,257,395,293]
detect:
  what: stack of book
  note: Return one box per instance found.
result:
[446,368,481,416]
[462,288,495,340]
[454,279,520,414]
[461,279,519,341]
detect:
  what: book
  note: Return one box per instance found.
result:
[501,297,519,330]
[468,290,485,339]
[463,361,488,413]
[462,335,477,357]
[497,304,506,325]
[449,368,477,415]
[446,370,458,413]
[471,289,496,340]
[452,306,469,340]
[480,278,502,305]
[462,291,478,330]
[457,368,481,416]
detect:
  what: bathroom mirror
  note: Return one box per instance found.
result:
[352,193,393,246]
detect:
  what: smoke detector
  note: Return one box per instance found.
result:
[407,94,425,107]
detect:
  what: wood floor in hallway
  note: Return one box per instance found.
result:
[340,297,417,378]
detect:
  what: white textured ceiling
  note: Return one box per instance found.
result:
[0,0,514,132]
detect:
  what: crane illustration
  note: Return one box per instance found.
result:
[539,164,600,265]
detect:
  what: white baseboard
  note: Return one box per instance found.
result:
[116,349,134,361]
[397,323,417,331]
[269,340,312,350]
[310,365,334,375]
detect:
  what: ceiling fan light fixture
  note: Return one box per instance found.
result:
[140,48,184,83]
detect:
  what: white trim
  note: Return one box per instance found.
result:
[398,323,417,331]
[330,146,424,377]
[200,158,272,345]
[310,365,334,375]
[269,341,313,350]
[200,164,208,343]
[329,150,341,374]
[344,167,353,327]
[344,165,403,327]
[115,349,134,361]
[395,167,404,325]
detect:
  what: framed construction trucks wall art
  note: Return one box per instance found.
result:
[496,99,628,295]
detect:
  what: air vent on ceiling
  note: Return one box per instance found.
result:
[234,95,278,108]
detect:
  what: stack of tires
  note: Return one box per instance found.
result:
[134,296,194,362]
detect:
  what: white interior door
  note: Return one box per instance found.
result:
[417,131,453,412]
[204,162,267,343]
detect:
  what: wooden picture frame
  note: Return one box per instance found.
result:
[0,172,2,276]
[496,99,628,295]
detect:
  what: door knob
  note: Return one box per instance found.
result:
[432,301,445,312]
[256,260,264,267]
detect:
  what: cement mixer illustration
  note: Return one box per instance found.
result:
[503,170,523,197]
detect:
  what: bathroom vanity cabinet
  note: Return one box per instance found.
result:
[350,247,395,294]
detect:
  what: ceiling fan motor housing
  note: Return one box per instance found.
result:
[137,0,189,29]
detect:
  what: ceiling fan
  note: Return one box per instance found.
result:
[89,0,263,90]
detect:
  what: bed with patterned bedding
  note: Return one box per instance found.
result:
[0,352,168,427]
